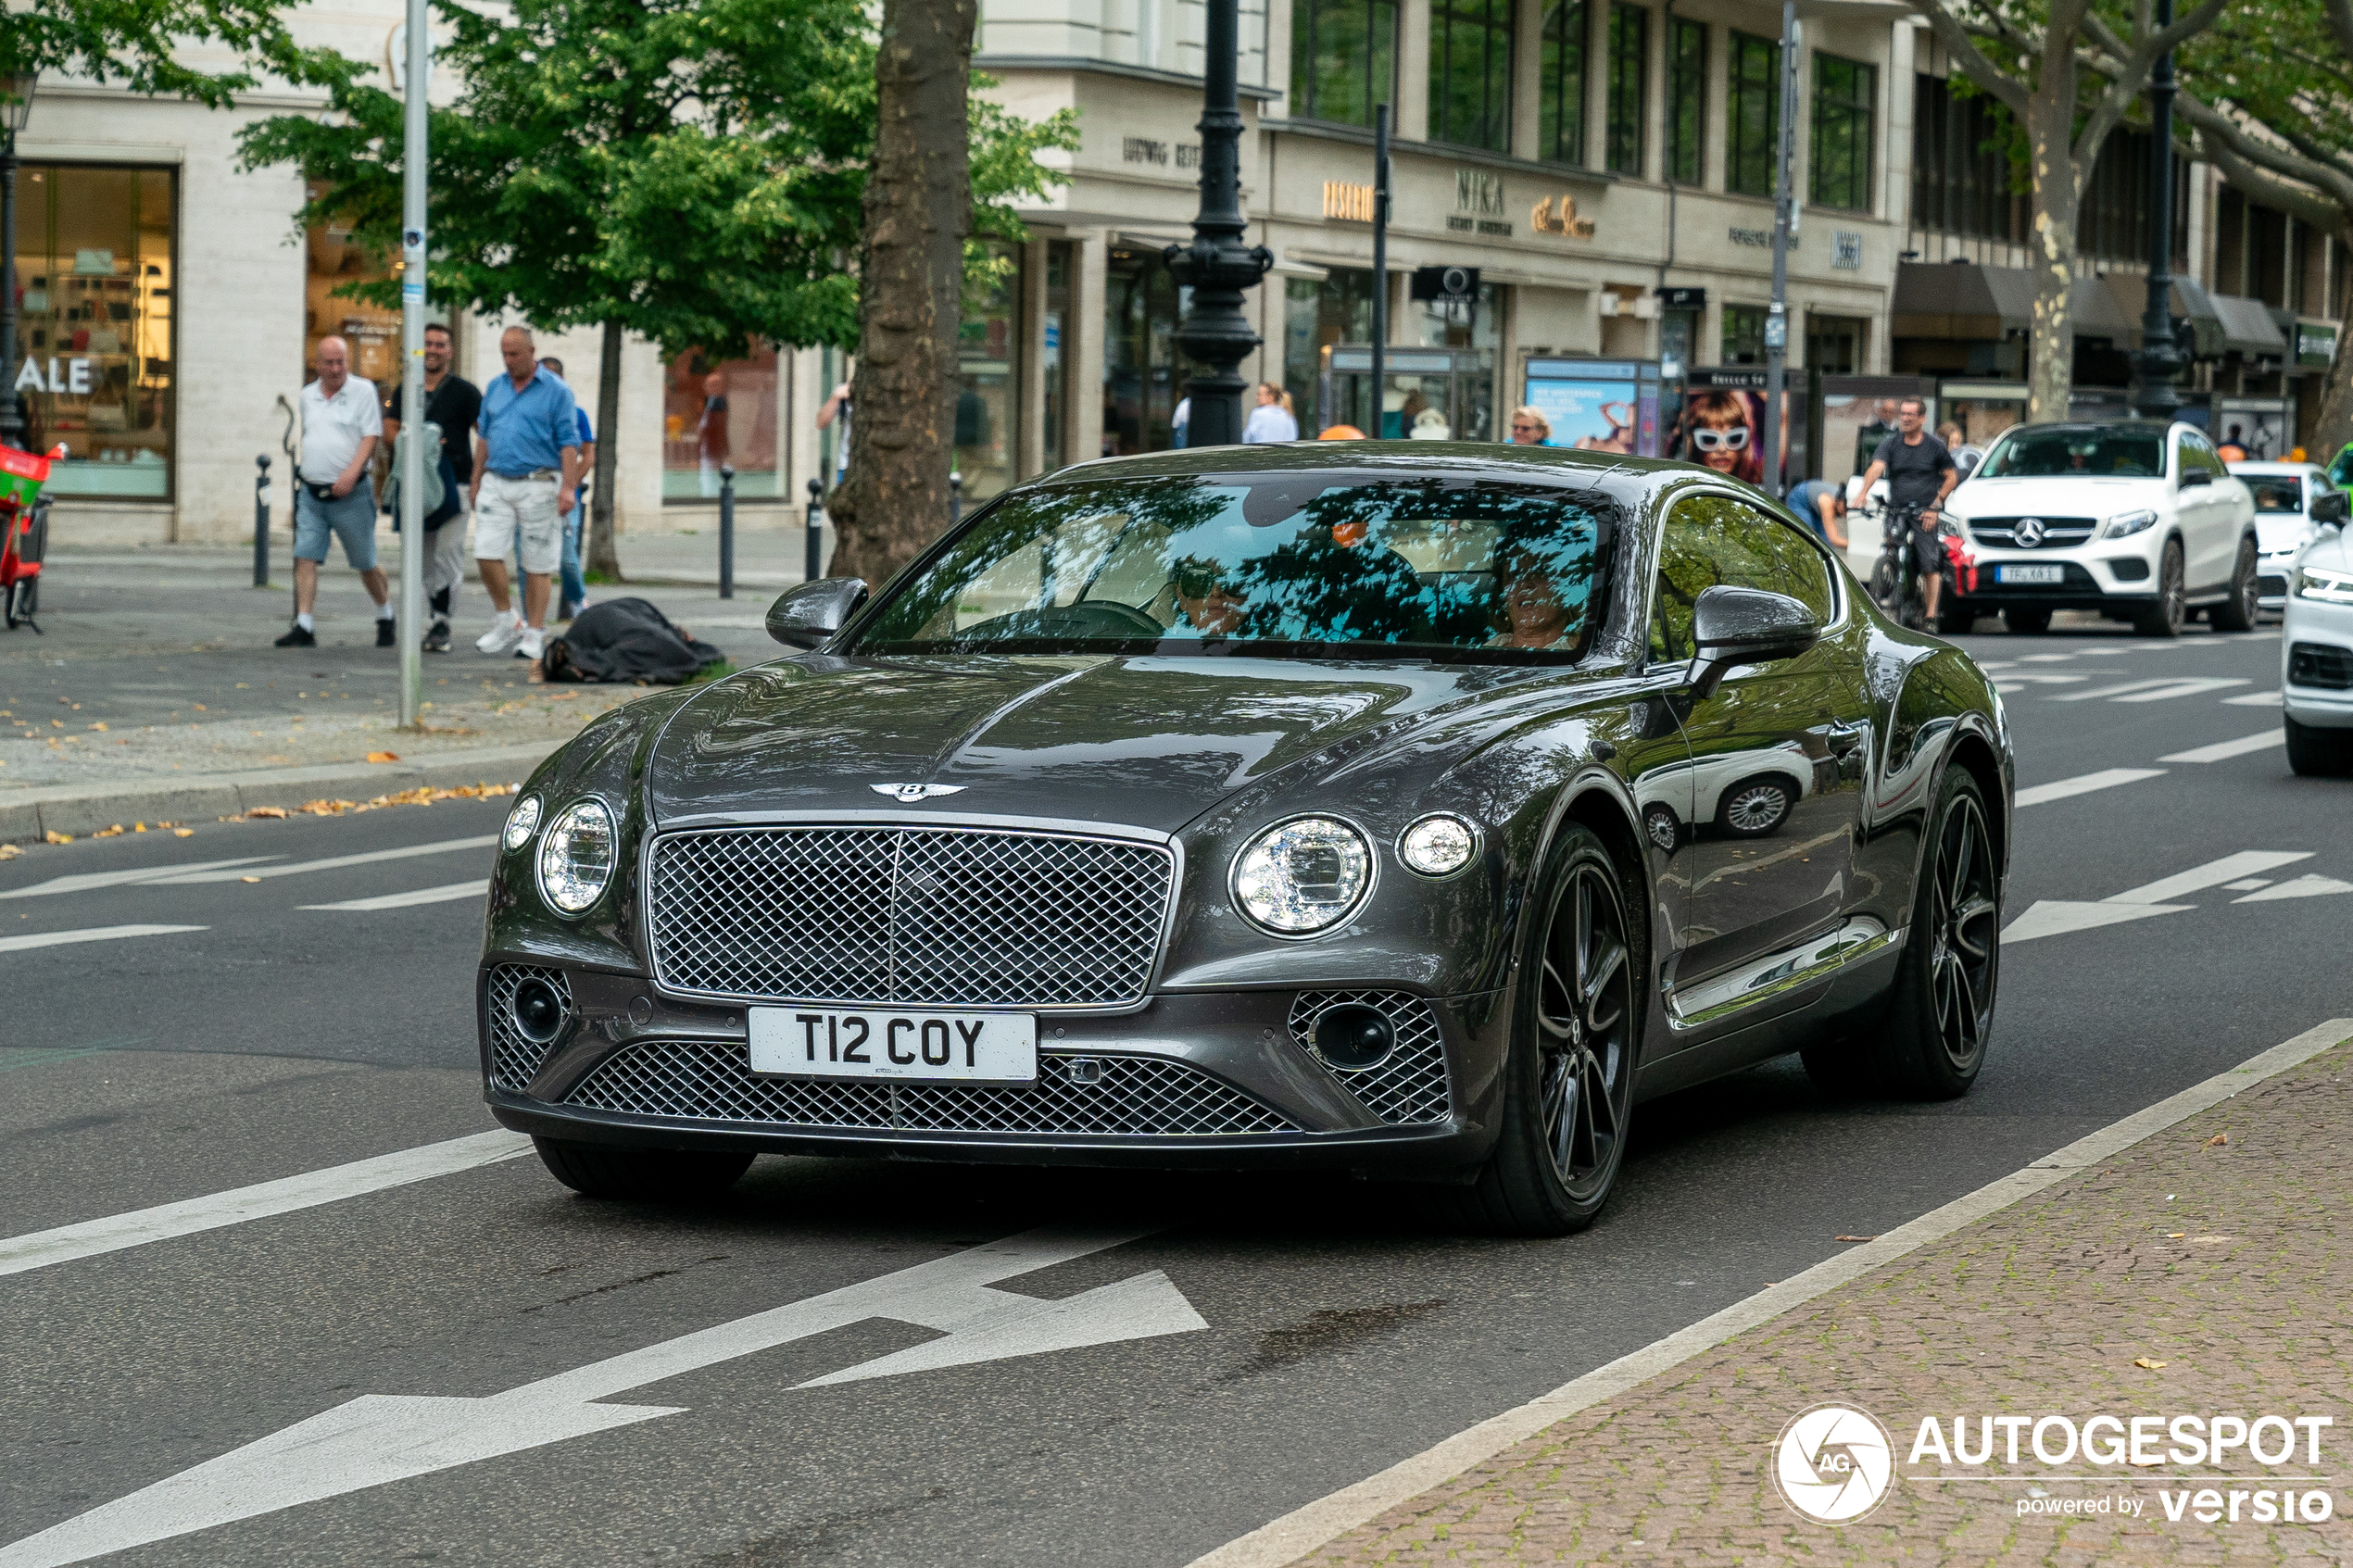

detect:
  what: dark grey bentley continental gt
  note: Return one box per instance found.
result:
[481,442,2011,1235]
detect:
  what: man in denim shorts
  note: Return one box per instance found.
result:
[277,335,392,648]
[470,326,581,663]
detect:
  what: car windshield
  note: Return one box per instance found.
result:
[1978,426,2166,479]
[2245,476,2307,513]
[847,475,1611,662]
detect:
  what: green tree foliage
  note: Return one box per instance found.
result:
[239,0,1073,575]
[0,0,334,107]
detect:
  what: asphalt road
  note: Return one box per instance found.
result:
[0,612,2340,1568]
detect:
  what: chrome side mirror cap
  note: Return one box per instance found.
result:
[767,578,870,649]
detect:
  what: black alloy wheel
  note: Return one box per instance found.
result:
[1717,776,1795,837]
[2003,606,2052,635]
[1804,769,1998,1100]
[535,1136,755,1200]
[1442,825,1640,1236]
[2135,541,2187,637]
[2210,537,2260,633]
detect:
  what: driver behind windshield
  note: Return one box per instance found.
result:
[1170,558,1247,635]
[1489,548,1576,649]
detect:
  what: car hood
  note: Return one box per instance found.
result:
[1950,474,2164,519]
[643,654,1546,834]
[2258,514,2314,554]
[2301,529,2353,574]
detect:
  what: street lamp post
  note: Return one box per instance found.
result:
[1164,0,1272,447]
[0,71,36,454]
[2131,0,2183,422]
[396,0,428,725]
[1762,2,1798,496]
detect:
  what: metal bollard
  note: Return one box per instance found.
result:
[950,470,963,529]
[804,477,824,583]
[254,455,271,587]
[718,463,736,600]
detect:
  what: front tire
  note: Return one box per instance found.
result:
[535,1136,754,1200]
[2133,541,2186,637]
[2210,537,2260,633]
[1804,769,1998,1100]
[1441,825,1641,1236]
[2285,715,2353,777]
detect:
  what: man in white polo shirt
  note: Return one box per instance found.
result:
[278,335,394,648]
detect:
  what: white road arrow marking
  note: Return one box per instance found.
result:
[2005,851,2315,944]
[2235,874,2353,903]
[300,879,489,911]
[0,1226,1203,1568]
[147,835,498,884]
[0,858,280,900]
[2001,901,2192,944]
[2221,690,2284,707]
[2014,768,2167,807]
[2160,731,2285,763]
[2108,677,2250,704]
[2106,850,2311,905]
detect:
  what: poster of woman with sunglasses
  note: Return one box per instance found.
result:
[1675,389,1767,483]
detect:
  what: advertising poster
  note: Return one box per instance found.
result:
[1522,358,1662,457]
[1669,368,1809,488]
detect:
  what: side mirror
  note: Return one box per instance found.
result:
[2311,490,2349,526]
[767,577,869,649]
[1688,585,1820,697]
[2177,468,2212,489]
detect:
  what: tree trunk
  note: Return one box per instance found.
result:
[2024,69,2081,425]
[826,0,977,589]
[588,319,625,581]
[2317,258,2353,466]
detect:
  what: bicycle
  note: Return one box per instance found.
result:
[1869,498,1974,634]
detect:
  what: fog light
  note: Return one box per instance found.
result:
[1313,1003,1394,1069]
[512,977,567,1044]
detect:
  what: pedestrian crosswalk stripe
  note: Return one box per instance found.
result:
[2159,730,2285,763]
[149,834,498,884]
[300,880,489,911]
[2014,768,2166,807]
[0,924,207,955]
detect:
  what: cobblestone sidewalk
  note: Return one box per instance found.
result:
[1303,1041,2353,1566]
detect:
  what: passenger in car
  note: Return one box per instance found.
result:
[1170,558,1248,636]
[1489,549,1579,649]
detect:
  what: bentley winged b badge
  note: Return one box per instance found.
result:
[872,783,968,803]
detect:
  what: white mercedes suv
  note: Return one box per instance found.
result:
[2279,484,2353,772]
[1942,420,2260,636]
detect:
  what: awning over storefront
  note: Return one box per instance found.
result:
[2070,274,2143,348]
[2168,278,2227,358]
[1891,261,2030,340]
[2209,294,2288,357]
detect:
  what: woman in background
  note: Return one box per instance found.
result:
[1508,407,1553,445]
[1243,383,1300,444]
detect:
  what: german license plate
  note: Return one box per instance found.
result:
[748,1007,1038,1083]
[1996,564,2064,584]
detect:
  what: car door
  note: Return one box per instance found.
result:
[1653,492,1872,1010]
[2174,431,2232,589]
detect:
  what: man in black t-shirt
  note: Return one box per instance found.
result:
[1858,397,1959,622]
[384,321,484,652]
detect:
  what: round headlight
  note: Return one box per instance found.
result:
[1399,814,1478,877]
[1231,817,1372,935]
[537,800,616,914]
[502,794,542,852]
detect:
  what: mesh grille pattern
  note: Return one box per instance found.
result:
[486,965,573,1091]
[562,1039,1297,1136]
[1289,991,1453,1126]
[648,827,1174,1008]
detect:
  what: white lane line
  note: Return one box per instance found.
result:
[0,859,282,901]
[300,880,489,911]
[2110,677,2250,703]
[2222,690,2284,707]
[2014,767,2166,807]
[1185,1019,2353,1568]
[2235,873,2353,903]
[0,925,207,955]
[0,1130,533,1280]
[147,834,500,884]
[2106,849,2312,906]
[2159,731,2285,763]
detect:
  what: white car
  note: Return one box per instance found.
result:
[2278,484,2353,773]
[2228,459,2334,613]
[1941,420,2260,636]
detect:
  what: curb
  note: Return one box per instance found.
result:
[0,743,557,842]
[1187,1017,2353,1568]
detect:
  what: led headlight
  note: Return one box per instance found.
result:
[502,794,542,852]
[2296,566,2353,603]
[536,799,616,913]
[2104,508,2158,539]
[1398,814,1478,877]
[1231,817,1372,935]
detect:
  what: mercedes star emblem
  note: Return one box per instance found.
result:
[872,783,968,803]
[2015,517,2046,548]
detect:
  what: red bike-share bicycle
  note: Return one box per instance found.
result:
[0,443,60,633]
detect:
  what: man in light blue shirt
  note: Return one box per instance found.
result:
[469,326,580,660]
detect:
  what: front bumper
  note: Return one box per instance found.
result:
[1949,548,2158,612]
[478,958,1508,1173]
[2284,595,2353,727]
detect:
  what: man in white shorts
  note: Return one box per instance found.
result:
[470,326,581,661]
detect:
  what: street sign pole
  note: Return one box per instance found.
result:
[1762,0,1798,496]
[396,0,429,726]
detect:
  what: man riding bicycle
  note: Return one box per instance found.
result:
[1857,397,1959,624]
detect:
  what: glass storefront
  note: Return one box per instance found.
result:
[1103,245,1187,456]
[957,245,1020,499]
[1042,243,1071,472]
[1284,268,1379,435]
[1416,280,1501,441]
[9,165,175,498]
[306,189,401,396]
[663,345,781,500]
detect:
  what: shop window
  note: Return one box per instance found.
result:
[662,346,781,500]
[1539,0,1587,166]
[10,166,175,499]
[1806,315,1865,374]
[1103,246,1187,456]
[1728,31,1780,199]
[1909,74,2024,244]
[1809,54,1875,212]
[1043,242,1071,472]
[1721,304,1767,366]
[1291,0,1397,129]
[1430,0,1513,152]
[957,245,1022,500]
[1284,268,1379,436]
[1666,19,1705,185]
[304,187,403,407]
[1416,281,1503,441]
[1604,5,1646,176]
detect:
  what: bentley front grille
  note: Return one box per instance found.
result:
[562,1039,1299,1136]
[647,826,1175,1009]
[1289,990,1453,1126]
[486,964,573,1091]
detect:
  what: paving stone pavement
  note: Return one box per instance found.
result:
[1303,1042,2353,1566]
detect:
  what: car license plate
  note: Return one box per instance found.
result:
[1996,564,2064,585]
[748,1007,1038,1084]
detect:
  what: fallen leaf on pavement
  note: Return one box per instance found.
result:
[2133,1358,2168,1370]
[366,750,400,763]
[2166,1232,2186,1239]
[43,831,71,845]
[93,825,124,838]
[239,876,262,884]
[1833,1236,1878,1243]
[245,806,289,820]
[172,828,195,837]
[89,721,107,732]
[0,844,19,859]
[2202,1133,2228,1148]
